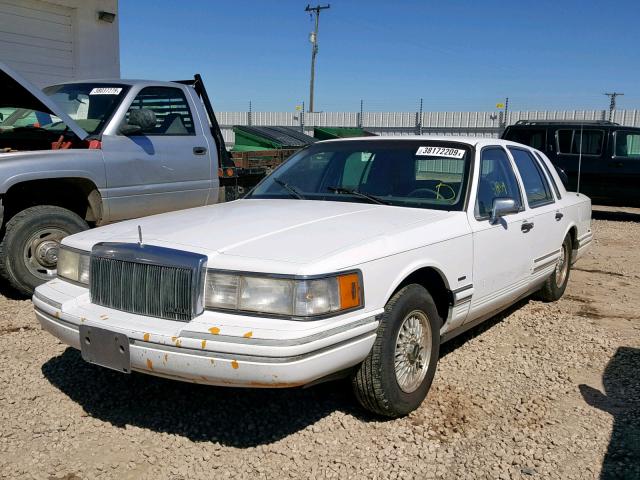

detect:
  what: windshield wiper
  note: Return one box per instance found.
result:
[273,178,305,199]
[327,186,388,205]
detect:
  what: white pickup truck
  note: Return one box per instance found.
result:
[34,136,592,417]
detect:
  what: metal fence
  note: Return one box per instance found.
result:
[217,109,640,145]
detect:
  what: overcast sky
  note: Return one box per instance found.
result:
[120,0,640,112]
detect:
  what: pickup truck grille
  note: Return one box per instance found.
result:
[89,243,206,322]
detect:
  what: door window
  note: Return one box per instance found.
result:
[126,87,195,135]
[613,131,640,158]
[556,129,603,155]
[533,152,562,199]
[509,148,554,207]
[504,128,547,150]
[475,147,523,219]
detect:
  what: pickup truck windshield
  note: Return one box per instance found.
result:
[249,140,472,210]
[0,83,128,135]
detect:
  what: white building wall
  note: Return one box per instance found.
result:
[0,0,119,86]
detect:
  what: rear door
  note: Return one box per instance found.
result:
[102,86,213,221]
[467,146,531,322]
[508,146,563,283]
[554,128,606,199]
[608,130,640,205]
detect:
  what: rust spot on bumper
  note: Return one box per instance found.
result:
[201,340,207,349]
[231,360,239,370]
[146,359,153,370]
[143,333,150,342]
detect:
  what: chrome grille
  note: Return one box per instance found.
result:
[89,243,206,322]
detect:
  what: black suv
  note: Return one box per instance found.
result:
[502,120,640,206]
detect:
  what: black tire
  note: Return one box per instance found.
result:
[0,205,88,296]
[537,234,572,302]
[351,284,441,418]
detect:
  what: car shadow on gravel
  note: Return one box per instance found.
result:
[41,348,371,447]
[579,347,640,480]
[592,209,640,223]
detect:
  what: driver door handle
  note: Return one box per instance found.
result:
[193,146,207,155]
[521,221,534,233]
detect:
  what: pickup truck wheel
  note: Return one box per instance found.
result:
[352,284,440,418]
[537,234,572,302]
[0,206,88,296]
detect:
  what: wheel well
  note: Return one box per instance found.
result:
[568,225,578,261]
[391,267,450,323]
[2,178,101,226]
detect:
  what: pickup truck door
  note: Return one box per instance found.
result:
[101,85,213,222]
[467,146,531,322]
[508,147,564,283]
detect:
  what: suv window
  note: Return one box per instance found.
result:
[509,148,554,207]
[556,129,603,155]
[126,87,195,135]
[614,131,640,158]
[475,147,522,218]
[504,128,546,150]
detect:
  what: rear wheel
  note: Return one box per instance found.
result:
[352,284,441,417]
[0,206,88,296]
[537,234,572,302]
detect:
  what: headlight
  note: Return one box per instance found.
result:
[57,246,90,285]
[204,270,363,318]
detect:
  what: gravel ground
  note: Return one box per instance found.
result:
[0,212,639,480]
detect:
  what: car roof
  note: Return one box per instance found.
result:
[316,135,525,148]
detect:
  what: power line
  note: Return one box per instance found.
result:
[305,3,330,113]
[603,92,624,121]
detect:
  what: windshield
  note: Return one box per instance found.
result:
[0,83,128,135]
[249,140,472,211]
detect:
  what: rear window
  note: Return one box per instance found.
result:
[509,148,554,207]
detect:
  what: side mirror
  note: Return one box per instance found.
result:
[119,108,156,135]
[490,198,519,224]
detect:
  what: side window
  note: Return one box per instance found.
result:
[504,128,547,151]
[509,148,554,207]
[475,147,522,219]
[556,129,603,155]
[614,131,640,158]
[126,87,195,135]
[533,152,561,199]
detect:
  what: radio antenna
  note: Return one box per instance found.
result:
[576,122,583,196]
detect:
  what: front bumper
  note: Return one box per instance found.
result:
[33,279,381,388]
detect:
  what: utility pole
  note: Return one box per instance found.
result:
[305,4,330,113]
[604,92,624,121]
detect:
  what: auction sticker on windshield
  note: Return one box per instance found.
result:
[416,146,465,159]
[89,87,122,95]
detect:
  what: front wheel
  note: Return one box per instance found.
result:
[0,206,89,296]
[537,234,572,302]
[352,284,441,417]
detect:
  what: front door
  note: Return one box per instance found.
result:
[102,86,213,221]
[608,130,640,206]
[467,146,531,322]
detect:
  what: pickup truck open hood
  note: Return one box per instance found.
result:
[63,199,459,267]
[0,61,88,140]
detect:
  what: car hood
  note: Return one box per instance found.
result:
[65,199,461,269]
[0,61,88,140]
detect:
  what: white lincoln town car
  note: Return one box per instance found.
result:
[33,137,592,417]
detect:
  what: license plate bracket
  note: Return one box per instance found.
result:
[79,325,131,374]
